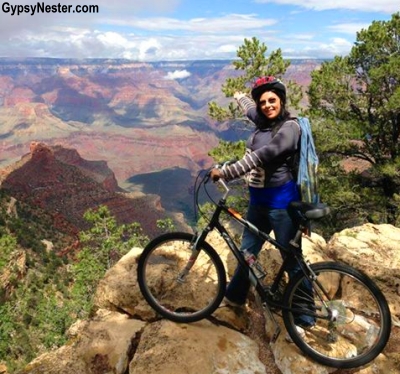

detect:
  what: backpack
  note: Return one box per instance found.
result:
[295,117,320,204]
[272,117,320,204]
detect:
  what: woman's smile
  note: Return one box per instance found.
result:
[259,91,281,119]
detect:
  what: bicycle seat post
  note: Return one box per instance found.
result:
[289,228,303,248]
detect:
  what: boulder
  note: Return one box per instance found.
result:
[130,319,265,374]
[21,310,145,374]
[20,224,400,374]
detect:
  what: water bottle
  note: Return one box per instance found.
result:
[243,250,266,279]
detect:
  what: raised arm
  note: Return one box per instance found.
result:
[234,92,263,126]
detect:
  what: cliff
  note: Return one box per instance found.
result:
[15,224,400,374]
[0,142,186,239]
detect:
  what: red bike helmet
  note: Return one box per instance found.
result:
[251,76,286,104]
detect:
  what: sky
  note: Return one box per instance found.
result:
[0,0,397,61]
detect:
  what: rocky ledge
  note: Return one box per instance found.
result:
[15,223,400,374]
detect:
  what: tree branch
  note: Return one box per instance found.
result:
[325,149,375,165]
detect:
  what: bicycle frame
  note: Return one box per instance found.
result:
[192,178,316,313]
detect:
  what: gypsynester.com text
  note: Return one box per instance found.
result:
[2,2,99,16]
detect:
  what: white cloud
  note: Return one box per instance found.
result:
[97,31,130,47]
[253,0,398,14]
[0,1,394,61]
[164,70,191,80]
[0,0,181,37]
[329,37,354,48]
[218,44,239,53]
[0,23,358,60]
[98,0,180,12]
[283,37,353,59]
[0,9,281,60]
[106,14,277,33]
[287,33,315,41]
[138,38,162,60]
[0,11,278,59]
[328,22,371,35]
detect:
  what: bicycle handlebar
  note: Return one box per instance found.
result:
[217,178,230,201]
[204,160,237,201]
[205,158,238,180]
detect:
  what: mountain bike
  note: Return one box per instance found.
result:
[137,164,392,369]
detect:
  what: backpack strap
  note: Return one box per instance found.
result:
[271,117,301,137]
[271,122,284,137]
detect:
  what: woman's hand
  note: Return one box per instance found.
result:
[210,168,223,182]
[234,91,246,101]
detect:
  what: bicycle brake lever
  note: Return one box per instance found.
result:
[222,158,238,167]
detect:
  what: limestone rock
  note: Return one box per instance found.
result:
[93,247,157,320]
[328,223,400,323]
[22,310,145,374]
[130,319,266,374]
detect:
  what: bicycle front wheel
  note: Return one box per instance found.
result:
[282,262,391,369]
[137,232,227,323]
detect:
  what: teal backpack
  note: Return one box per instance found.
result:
[272,116,320,204]
[296,117,320,204]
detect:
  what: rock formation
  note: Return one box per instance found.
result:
[17,223,400,374]
[0,142,188,238]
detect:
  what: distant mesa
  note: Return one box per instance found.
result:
[0,142,183,238]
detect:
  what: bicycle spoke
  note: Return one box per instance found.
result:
[283,262,391,368]
[138,233,226,322]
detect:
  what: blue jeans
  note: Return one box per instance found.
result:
[225,204,315,326]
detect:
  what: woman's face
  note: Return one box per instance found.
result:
[258,91,282,120]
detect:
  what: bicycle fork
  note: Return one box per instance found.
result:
[176,231,206,283]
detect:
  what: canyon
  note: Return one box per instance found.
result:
[0,58,322,229]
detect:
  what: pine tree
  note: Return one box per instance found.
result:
[308,12,400,228]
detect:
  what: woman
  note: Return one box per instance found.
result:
[210,76,315,329]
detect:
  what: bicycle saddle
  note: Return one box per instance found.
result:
[290,201,331,220]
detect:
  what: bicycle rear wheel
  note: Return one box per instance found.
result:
[137,232,226,323]
[282,262,391,368]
